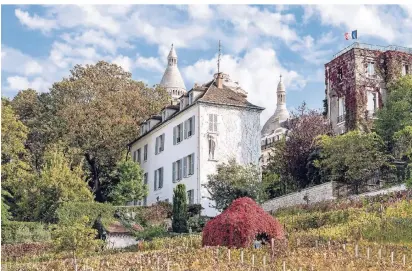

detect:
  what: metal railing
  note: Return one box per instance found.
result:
[333,42,412,59]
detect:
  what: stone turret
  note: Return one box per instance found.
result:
[159,44,187,102]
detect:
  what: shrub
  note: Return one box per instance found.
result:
[1,221,50,244]
[56,202,115,227]
[187,204,203,217]
[134,225,168,241]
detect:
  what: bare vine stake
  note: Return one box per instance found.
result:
[378,248,382,259]
[157,257,160,271]
[367,248,370,259]
[252,254,255,267]
[297,238,300,247]
[228,249,231,262]
[391,251,394,264]
[315,240,318,248]
[343,244,346,251]
[263,256,266,268]
[167,261,170,271]
[403,255,406,266]
[282,261,286,271]
[241,250,244,264]
[355,244,359,258]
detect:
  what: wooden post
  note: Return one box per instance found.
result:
[403,254,406,266]
[391,251,394,264]
[315,240,318,248]
[157,257,160,271]
[297,238,300,247]
[252,254,255,267]
[167,261,170,271]
[367,247,370,259]
[282,261,286,271]
[228,249,231,262]
[328,240,331,250]
[378,248,382,259]
[355,244,359,258]
[241,250,244,264]
[263,256,266,267]
[343,243,346,251]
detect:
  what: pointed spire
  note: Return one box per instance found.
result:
[168,43,177,59]
[277,74,285,93]
[217,40,222,74]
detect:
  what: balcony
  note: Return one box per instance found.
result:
[337,114,345,124]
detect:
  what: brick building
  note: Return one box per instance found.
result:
[325,42,412,134]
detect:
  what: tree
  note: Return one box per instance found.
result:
[34,143,93,223]
[172,184,188,233]
[203,158,263,211]
[266,102,333,190]
[49,61,170,201]
[52,216,103,271]
[375,75,412,149]
[108,156,148,205]
[316,131,391,194]
[393,126,412,186]
[261,171,282,200]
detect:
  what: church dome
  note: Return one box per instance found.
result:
[160,44,186,100]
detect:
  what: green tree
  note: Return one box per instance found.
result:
[34,144,93,223]
[393,126,412,187]
[316,131,391,194]
[49,61,169,201]
[203,158,263,211]
[172,184,188,233]
[52,216,103,271]
[261,171,282,200]
[375,75,412,149]
[108,156,148,205]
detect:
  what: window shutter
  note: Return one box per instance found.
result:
[183,157,187,177]
[214,114,218,132]
[161,134,165,151]
[154,170,158,191]
[159,168,163,188]
[191,190,194,204]
[190,153,195,175]
[184,120,188,139]
[179,159,183,180]
[172,162,176,183]
[179,124,183,142]
[173,127,176,145]
[191,116,195,135]
[155,137,159,155]
[133,151,136,162]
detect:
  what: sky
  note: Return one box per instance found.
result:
[2,4,412,125]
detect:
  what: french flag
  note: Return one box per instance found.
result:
[345,30,358,40]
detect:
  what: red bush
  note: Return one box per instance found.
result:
[202,197,285,248]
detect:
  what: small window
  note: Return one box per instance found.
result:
[172,159,183,183]
[183,153,195,177]
[402,64,409,76]
[187,189,194,205]
[137,148,141,164]
[208,114,218,133]
[367,62,375,76]
[338,67,343,82]
[184,116,195,138]
[144,144,148,161]
[162,111,167,121]
[189,92,194,104]
[174,123,183,144]
[155,134,165,154]
[154,167,163,191]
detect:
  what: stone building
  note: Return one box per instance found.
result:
[325,42,412,135]
[128,45,264,217]
[260,75,290,166]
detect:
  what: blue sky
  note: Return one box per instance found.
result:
[2,4,412,124]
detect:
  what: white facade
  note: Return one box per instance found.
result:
[129,74,264,217]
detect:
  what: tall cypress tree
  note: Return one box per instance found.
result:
[172,184,188,233]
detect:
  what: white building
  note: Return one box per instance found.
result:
[128,46,264,217]
[260,75,290,166]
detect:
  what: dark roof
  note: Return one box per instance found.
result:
[149,115,162,121]
[162,104,180,111]
[128,78,264,147]
[106,221,143,234]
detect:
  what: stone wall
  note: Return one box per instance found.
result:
[261,182,336,212]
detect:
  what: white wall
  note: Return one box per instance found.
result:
[198,103,262,217]
[130,105,199,206]
[106,234,138,249]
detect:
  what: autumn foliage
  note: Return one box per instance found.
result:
[202,197,285,248]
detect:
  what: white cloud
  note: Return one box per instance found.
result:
[2,46,45,76]
[6,76,50,92]
[24,60,43,75]
[136,55,164,73]
[112,55,133,72]
[183,47,306,124]
[187,5,213,20]
[15,9,57,32]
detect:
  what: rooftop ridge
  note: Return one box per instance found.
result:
[332,42,412,60]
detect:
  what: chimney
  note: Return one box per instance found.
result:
[216,73,223,89]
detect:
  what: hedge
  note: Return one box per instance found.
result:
[1,221,51,244]
[56,201,115,227]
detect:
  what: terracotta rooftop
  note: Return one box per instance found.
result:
[106,221,143,234]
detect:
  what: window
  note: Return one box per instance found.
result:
[208,135,216,160]
[143,173,148,206]
[367,91,378,115]
[155,134,165,154]
[133,150,137,162]
[189,92,194,104]
[173,123,183,144]
[172,159,183,183]
[338,67,343,82]
[402,64,409,76]
[367,62,375,77]
[183,153,195,177]
[144,144,148,161]
[187,189,194,205]
[208,114,218,132]
[162,111,167,121]
[154,168,163,191]
[184,116,195,138]
[137,148,141,164]
[337,97,345,123]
